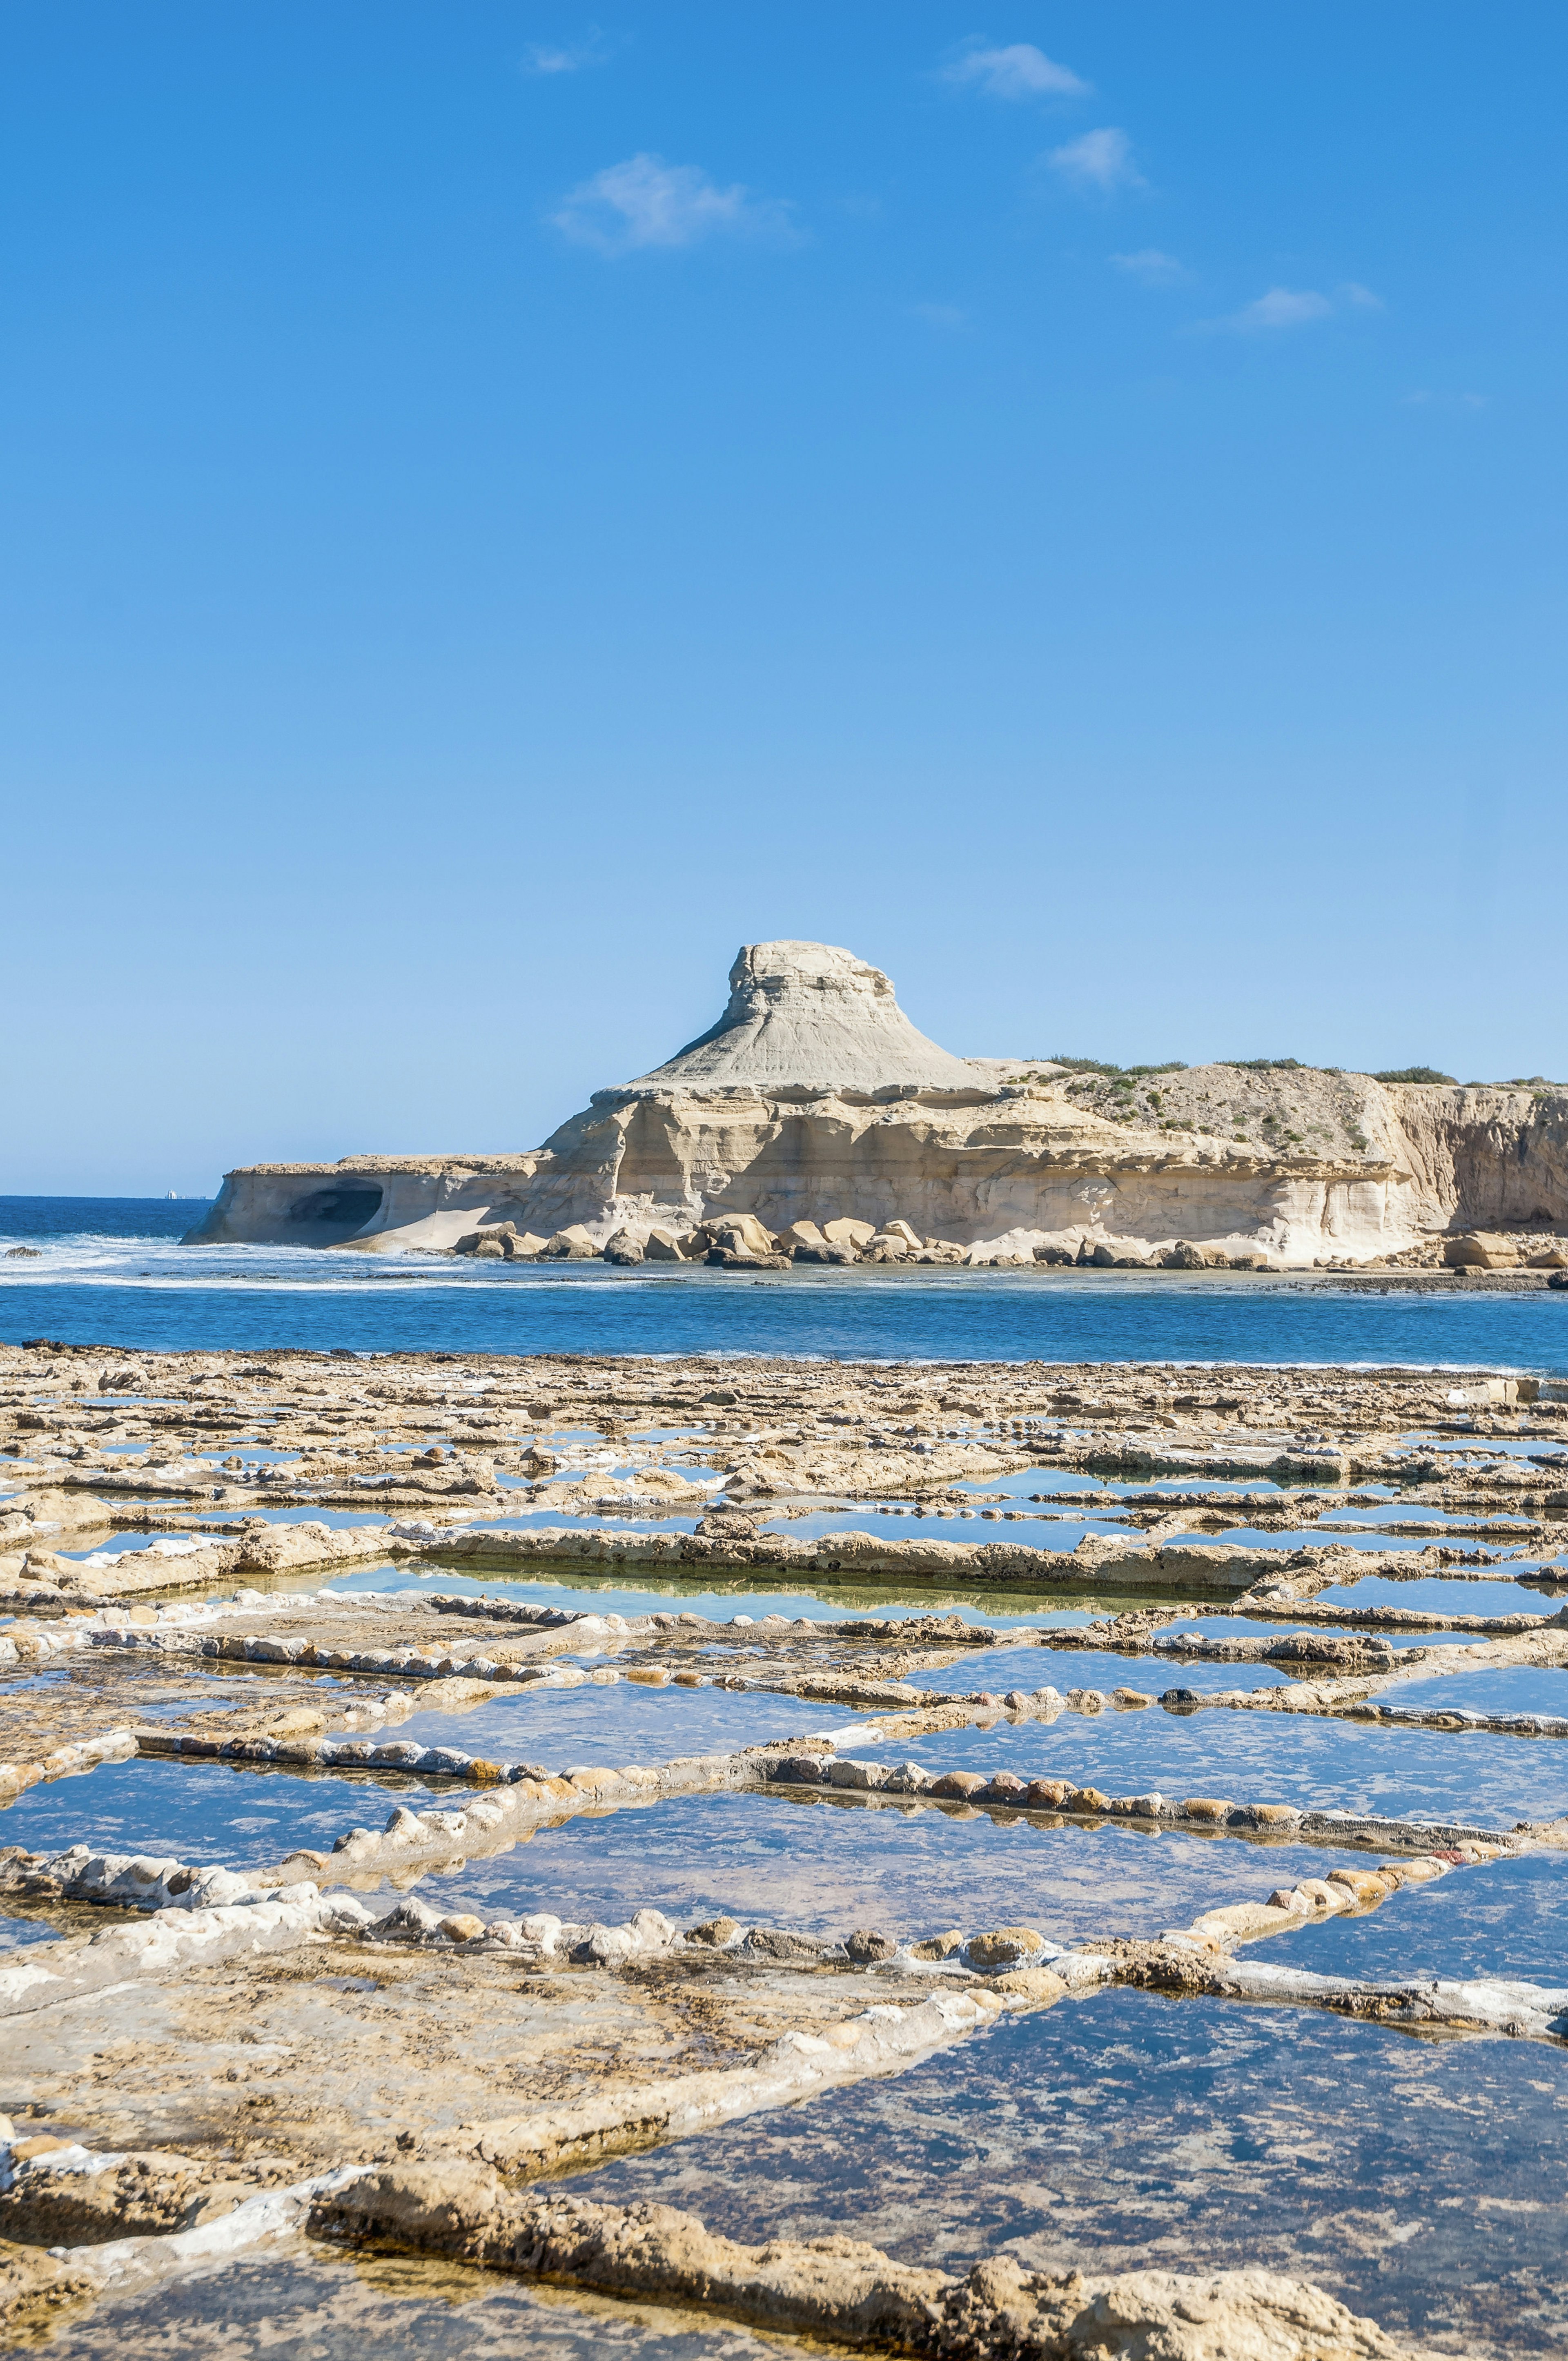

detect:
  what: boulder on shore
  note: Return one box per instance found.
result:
[776,1220,826,1252]
[544,1226,599,1260]
[1445,1232,1521,1270]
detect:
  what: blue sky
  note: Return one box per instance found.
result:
[3,4,1563,1192]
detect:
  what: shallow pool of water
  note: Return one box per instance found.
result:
[468,1512,706,1536]
[957,1467,1298,1501]
[759,1508,1129,1550]
[391,1682,867,1761]
[204,1506,403,1531]
[39,2241,775,2360]
[1381,1665,1568,1718]
[317,1562,1127,1628]
[58,1530,230,1559]
[1,1756,438,1870]
[575,1987,1568,2359]
[882,1706,1568,1828]
[194,1448,299,1466]
[1160,1614,1469,1653]
[912,1643,1292,1698]
[1206,1525,1437,1553]
[0,1760,1353,1941]
[1246,1849,1568,1985]
[0,1906,76,1952]
[1314,1575,1564,1617]
[419,1788,1348,1946]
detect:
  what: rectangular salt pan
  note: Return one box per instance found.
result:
[390,1681,869,1761]
[571,1988,1568,2354]
[417,1788,1363,1947]
[892,1705,1568,1829]
[1243,1849,1568,1987]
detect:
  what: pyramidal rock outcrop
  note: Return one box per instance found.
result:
[188,940,1568,1267]
[636,940,980,1094]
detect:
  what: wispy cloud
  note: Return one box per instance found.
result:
[1111,247,1187,285]
[1045,127,1142,193]
[523,28,613,76]
[1207,280,1384,332]
[550,154,798,254]
[1402,388,1488,412]
[910,301,969,331]
[944,40,1088,99]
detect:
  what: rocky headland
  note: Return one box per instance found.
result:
[187,939,1568,1270]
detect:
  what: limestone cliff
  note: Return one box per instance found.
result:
[187,940,1568,1264]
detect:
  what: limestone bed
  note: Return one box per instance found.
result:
[1,1339,1566,2356]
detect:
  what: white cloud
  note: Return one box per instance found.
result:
[1111,247,1187,285]
[523,29,612,75]
[911,302,969,331]
[945,41,1088,99]
[1209,282,1384,332]
[550,154,797,254]
[1046,127,1142,193]
[1233,286,1334,329]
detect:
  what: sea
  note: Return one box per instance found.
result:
[2,1197,1564,1370]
